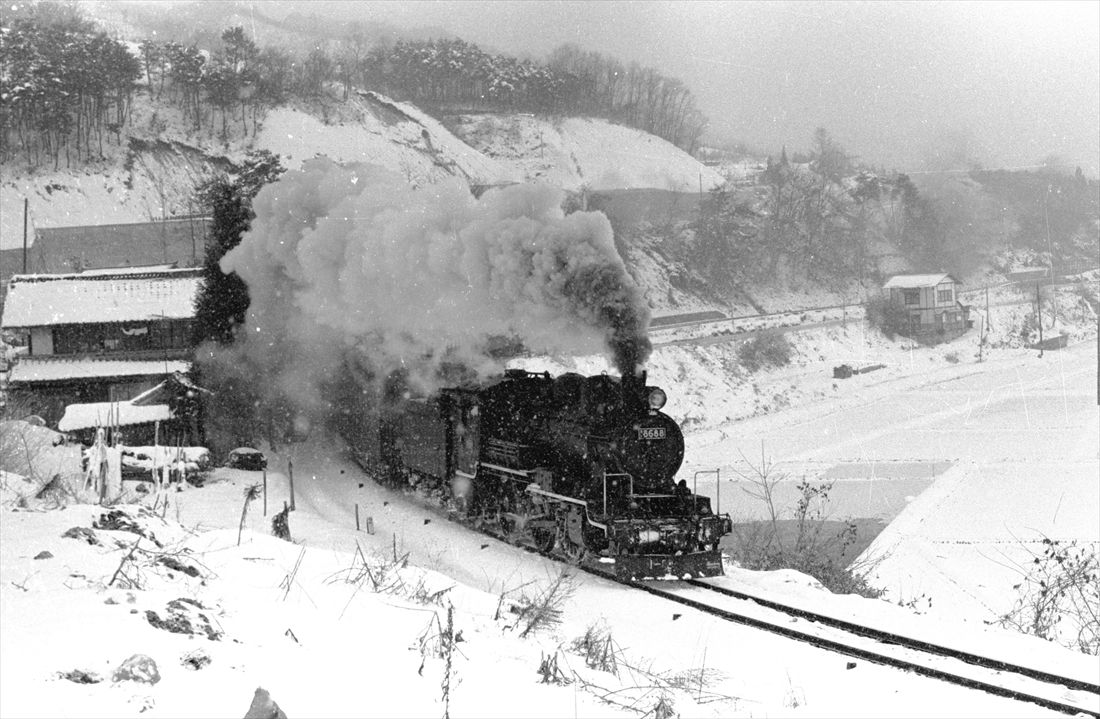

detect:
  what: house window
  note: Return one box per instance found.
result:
[937,288,953,303]
[904,290,920,305]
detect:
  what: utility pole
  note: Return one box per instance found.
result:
[22,198,28,273]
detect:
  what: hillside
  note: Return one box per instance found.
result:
[445,114,725,193]
[1,88,721,252]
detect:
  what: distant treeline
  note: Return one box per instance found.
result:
[353,39,708,152]
[1,2,708,169]
[0,3,141,167]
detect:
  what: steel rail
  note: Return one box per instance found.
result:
[617,576,1099,718]
[685,578,1100,695]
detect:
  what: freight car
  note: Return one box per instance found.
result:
[341,367,731,578]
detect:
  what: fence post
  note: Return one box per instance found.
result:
[262,468,267,516]
[288,458,296,511]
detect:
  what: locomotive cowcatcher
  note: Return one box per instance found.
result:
[342,367,732,579]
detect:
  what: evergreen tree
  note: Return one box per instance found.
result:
[192,150,284,347]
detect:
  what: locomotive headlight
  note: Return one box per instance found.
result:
[647,387,667,410]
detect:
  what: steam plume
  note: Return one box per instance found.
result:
[218,158,650,409]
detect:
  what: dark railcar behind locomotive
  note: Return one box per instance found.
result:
[343,368,731,578]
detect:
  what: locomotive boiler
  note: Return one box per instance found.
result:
[342,367,732,578]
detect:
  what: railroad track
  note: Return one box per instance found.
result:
[650,302,864,332]
[357,463,1099,716]
[622,577,1100,718]
[476,519,1100,716]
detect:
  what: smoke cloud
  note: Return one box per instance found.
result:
[218,158,650,412]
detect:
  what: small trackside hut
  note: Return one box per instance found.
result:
[883,273,970,341]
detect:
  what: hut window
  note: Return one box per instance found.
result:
[903,290,920,305]
[937,288,953,303]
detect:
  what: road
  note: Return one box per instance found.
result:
[682,340,1099,521]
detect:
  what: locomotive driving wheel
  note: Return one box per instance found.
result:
[557,508,587,564]
[559,534,586,563]
[532,526,556,553]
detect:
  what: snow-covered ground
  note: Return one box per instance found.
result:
[2,434,1095,719]
[254,93,518,188]
[447,114,725,193]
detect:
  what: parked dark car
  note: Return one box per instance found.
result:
[226,447,267,471]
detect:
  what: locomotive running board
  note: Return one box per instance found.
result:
[614,551,725,580]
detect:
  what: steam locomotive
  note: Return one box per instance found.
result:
[340,367,732,578]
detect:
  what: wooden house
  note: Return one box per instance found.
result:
[1,266,201,427]
[883,273,970,340]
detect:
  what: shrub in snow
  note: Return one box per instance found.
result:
[728,456,883,598]
[112,654,160,685]
[865,295,910,340]
[737,332,792,373]
[998,538,1100,655]
[571,623,619,675]
[271,504,292,542]
[508,568,576,638]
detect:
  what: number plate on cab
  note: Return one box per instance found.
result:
[637,427,666,440]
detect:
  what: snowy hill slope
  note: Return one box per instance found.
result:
[446,114,725,192]
[0,87,517,251]
[255,92,519,188]
[2,89,725,252]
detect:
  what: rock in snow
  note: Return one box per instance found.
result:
[112,654,160,685]
[243,687,288,719]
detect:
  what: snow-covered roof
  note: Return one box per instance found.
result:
[9,357,190,384]
[58,401,171,432]
[882,273,960,289]
[1,268,201,328]
[76,264,180,276]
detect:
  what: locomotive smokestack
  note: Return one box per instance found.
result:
[621,368,647,412]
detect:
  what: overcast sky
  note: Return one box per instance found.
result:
[300,0,1100,175]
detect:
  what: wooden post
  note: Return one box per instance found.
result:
[262,468,267,516]
[1036,283,1044,357]
[355,503,360,531]
[288,458,295,511]
[977,314,984,363]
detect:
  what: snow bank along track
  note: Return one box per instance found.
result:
[636,579,1100,717]
[484,523,1099,716]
